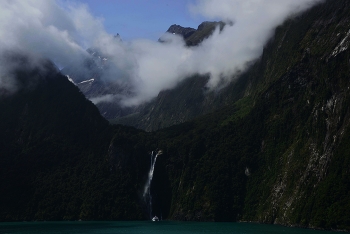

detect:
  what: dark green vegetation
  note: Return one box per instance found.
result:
[0,54,151,221]
[1,0,350,231]
[111,75,245,131]
[149,0,350,229]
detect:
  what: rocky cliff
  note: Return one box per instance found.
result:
[146,0,350,229]
[162,21,225,46]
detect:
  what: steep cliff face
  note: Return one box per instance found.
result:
[147,0,350,229]
[242,0,350,228]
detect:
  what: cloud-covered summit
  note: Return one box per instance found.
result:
[0,0,324,105]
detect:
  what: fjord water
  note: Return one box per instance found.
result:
[0,221,337,234]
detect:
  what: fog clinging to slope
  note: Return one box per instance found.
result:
[0,0,324,105]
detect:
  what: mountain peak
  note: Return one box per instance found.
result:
[160,21,227,47]
[197,21,225,31]
[114,33,122,41]
[166,24,196,39]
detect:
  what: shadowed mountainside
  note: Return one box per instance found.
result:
[0,54,151,221]
[147,0,350,229]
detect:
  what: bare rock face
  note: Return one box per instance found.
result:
[161,21,226,46]
[166,24,196,39]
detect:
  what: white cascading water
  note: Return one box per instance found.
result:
[143,150,162,219]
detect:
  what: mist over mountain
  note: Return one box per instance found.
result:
[0,0,324,106]
[2,0,350,231]
[62,20,231,125]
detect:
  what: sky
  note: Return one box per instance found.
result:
[64,0,206,41]
[0,0,325,105]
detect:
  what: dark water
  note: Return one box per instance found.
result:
[0,221,337,234]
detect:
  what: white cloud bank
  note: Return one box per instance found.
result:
[0,0,324,105]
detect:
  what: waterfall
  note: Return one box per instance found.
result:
[143,150,162,219]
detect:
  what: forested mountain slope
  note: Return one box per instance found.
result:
[0,54,151,221]
[147,0,350,229]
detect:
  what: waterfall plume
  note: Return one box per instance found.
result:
[143,150,163,219]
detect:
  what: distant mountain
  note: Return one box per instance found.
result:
[163,24,196,40]
[62,21,229,129]
[185,21,226,46]
[61,45,138,119]
[159,21,226,46]
[109,21,238,131]
[111,74,246,131]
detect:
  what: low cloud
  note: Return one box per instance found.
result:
[0,0,324,104]
[90,94,115,105]
[0,64,17,95]
[0,1,89,67]
[0,50,55,95]
[186,0,325,87]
